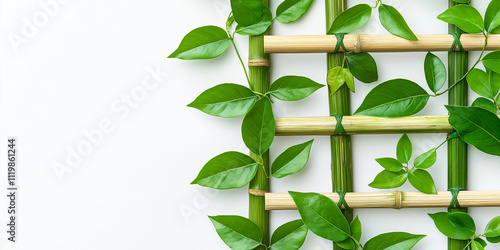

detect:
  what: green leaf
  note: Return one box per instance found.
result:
[270,219,308,250]
[351,215,362,242]
[475,238,488,248]
[343,68,355,92]
[236,6,272,35]
[191,152,258,189]
[230,0,263,26]
[467,68,496,99]
[488,68,500,96]
[379,4,418,41]
[397,134,412,164]
[268,76,324,101]
[169,26,231,60]
[354,79,430,117]
[485,0,500,33]
[472,97,497,113]
[327,67,347,94]
[471,239,486,250]
[408,169,437,194]
[487,235,500,243]
[414,148,437,169]
[364,232,426,250]
[483,51,500,74]
[484,216,500,238]
[208,215,263,250]
[428,212,476,240]
[346,52,378,83]
[276,0,315,24]
[328,4,372,34]
[242,98,275,155]
[376,157,404,172]
[424,52,447,94]
[446,106,500,156]
[369,170,408,189]
[336,238,356,249]
[437,5,484,33]
[187,83,257,118]
[288,191,350,242]
[271,140,314,178]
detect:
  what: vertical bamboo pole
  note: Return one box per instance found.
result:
[249,1,271,249]
[326,1,353,249]
[447,1,468,250]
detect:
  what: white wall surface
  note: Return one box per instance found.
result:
[1,0,499,249]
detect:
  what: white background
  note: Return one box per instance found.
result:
[1,0,499,249]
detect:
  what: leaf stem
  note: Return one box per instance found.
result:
[230,38,251,85]
[437,136,452,150]
[461,239,472,250]
[433,33,489,97]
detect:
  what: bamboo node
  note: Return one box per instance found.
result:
[248,59,271,67]
[354,33,361,53]
[395,190,402,209]
[249,189,269,196]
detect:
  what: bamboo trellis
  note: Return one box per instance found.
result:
[263,1,499,250]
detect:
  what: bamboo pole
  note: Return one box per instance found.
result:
[265,191,500,210]
[248,1,271,249]
[326,1,352,249]
[447,1,468,250]
[264,34,500,53]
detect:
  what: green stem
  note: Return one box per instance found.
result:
[248,1,271,249]
[434,33,488,97]
[447,2,468,250]
[230,38,251,85]
[326,1,352,250]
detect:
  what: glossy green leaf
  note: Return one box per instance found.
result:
[169,26,230,60]
[236,6,272,35]
[269,76,324,101]
[346,52,378,83]
[447,106,500,156]
[414,148,437,169]
[379,4,418,41]
[271,140,314,178]
[288,191,350,242]
[429,212,476,240]
[437,5,484,33]
[467,68,496,99]
[472,97,497,113]
[424,52,447,94]
[364,232,426,250]
[397,134,412,164]
[191,151,258,189]
[276,0,315,24]
[230,0,263,26]
[369,170,408,189]
[488,68,500,96]
[208,215,263,250]
[483,51,500,74]
[351,215,362,242]
[408,169,437,194]
[487,235,500,243]
[270,219,308,250]
[187,83,257,118]
[336,238,356,249]
[328,4,372,34]
[476,238,488,248]
[497,93,500,106]
[242,98,275,155]
[376,157,404,172]
[354,79,430,117]
[485,0,500,33]
[471,239,486,250]
[484,216,500,238]
[327,67,352,94]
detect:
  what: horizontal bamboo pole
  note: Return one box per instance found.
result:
[266,191,500,210]
[275,115,500,135]
[264,34,500,53]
